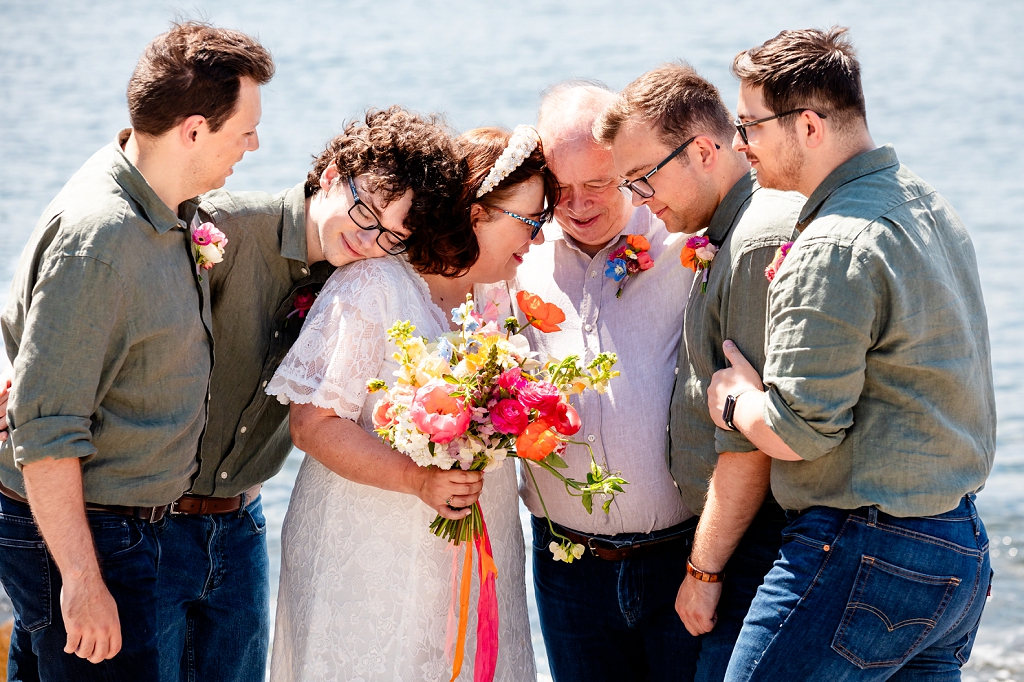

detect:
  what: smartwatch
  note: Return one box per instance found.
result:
[722,388,757,431]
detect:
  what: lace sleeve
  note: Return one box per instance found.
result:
[266,260,400,420]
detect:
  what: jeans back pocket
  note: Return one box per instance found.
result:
[0,519,52,632]
[832,555,960,668]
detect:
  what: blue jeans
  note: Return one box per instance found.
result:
[692,504,788,682]
[532,514,701,682]
[725,496,992,682]
[155,495,269,682]
[0,493,161,681]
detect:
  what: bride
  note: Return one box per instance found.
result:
[266,125,558,681]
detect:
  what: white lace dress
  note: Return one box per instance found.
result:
[266,256,536,682]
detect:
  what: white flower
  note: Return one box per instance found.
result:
[198,243,225,265]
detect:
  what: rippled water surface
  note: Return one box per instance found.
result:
[2,1,1022,679]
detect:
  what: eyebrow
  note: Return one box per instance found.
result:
[623,162,655,179]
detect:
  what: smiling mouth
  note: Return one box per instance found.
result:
[340,234,362,259]
[568,215,599,229]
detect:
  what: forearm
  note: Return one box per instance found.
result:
[690,450,772,572]
[733,391,802,462]
[289,402,423,496]
[22,457,100,580]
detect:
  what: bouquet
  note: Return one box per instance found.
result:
[367,288,626,681]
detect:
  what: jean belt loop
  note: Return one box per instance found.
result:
[237,490,248,519]
[867,507,878,527]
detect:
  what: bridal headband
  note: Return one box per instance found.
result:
[475,124,541,198]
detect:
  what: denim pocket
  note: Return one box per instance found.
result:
[0,516,52,631]
[832,555,961,668]
[91,516,145,562]
[244,501,267,536]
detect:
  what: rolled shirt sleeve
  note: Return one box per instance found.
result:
[9,253,128,467]
[760,236,877,461]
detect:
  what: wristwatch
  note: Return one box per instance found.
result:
[686,559,724,583]
[722,388,757,431]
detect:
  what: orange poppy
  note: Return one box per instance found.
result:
[516,290,566,333]
[627,234,650,252]
[516,417,562,461]
[680,246,699,271]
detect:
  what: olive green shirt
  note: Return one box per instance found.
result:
[183,183,332,497]
[667,171,803,515]
[764,145,996,516]
[1,131,214,507]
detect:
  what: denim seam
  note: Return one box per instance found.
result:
[847,517,983,556]
[744,517,849,679]
[944,550,985,641]
[832,556,960,668]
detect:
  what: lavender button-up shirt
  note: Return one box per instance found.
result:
[515,206,695,535]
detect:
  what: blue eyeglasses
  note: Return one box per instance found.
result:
[497,209,544,240]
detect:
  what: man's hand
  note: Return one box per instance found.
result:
[61,573,122,663]
[676,573,723,636]
[708,340,764,430]
[0,364,11,442]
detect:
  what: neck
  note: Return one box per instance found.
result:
[798,131,876,198]
[304,194,325,264]
[123,130,191,214]
[717,151,753,203]
[421,272,474,328]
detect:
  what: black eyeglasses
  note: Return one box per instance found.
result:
[733,108,828,145]
[620,136,722,199]
[347,176,407,255]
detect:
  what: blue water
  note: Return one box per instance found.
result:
[2,1,1022,679]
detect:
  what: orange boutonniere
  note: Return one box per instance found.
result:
[516,290,566,333]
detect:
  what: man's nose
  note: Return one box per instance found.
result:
[249,132,261,152]
[731,129,746,153]
[563,188,589,213]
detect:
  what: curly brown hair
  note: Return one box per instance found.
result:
[407,126,559,278]
[305,106,465,257]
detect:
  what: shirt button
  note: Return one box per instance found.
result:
[590,271,596,278]
[674,367,679,375]
[584,324,593,332]
[262,381,268,388]
[240,426,247,434]
[274,331,280,338]
[220,472,228,480]
[301,267,308,275]
[587,434,596,443]
[666,424,670,432]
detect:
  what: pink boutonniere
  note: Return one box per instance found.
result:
[764,241,794,282]
[680,235,719,293]
[191,222,228,279]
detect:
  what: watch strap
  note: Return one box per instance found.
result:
[686,559,724,583]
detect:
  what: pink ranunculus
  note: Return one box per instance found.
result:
[208,225,228,245]
[518,381,561,417]
[491,399,530,435]
[551,401,581,436]
[497,367,527,396]
[372,397,396,429]
[636,250,654,271]
[408,379,471,444]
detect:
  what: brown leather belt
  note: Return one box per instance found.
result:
[554,518,697,561]
[0,480,169,524]
[170,484,262,516]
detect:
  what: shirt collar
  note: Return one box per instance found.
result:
[113,129,189,234]
[797,145,900,229]
[281,182,309,264]
[706,170,759,246]
[548,205,655,257]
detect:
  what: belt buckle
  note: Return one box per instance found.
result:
[586,538,601,557]
[147,506,159,523]
[168,500,184,516]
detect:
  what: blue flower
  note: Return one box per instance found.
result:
[605,258,628,282]
[436,337,455,362]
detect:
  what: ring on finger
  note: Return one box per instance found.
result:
[446,496,453,506]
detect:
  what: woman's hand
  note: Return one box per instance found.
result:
[415,467,484,520]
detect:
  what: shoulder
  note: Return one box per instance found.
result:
[319,256,416,302]
[199,188,284,225]
[729,188,802,257]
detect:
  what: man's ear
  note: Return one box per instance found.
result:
[695,135,720,170]
[320,163,341,192]
[179,115,207,148]
[800,111,827,150]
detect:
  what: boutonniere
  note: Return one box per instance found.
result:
[605,234,655,298]
[286,284,322,323]
[764,242,794,282]
[680,235,719,293]
[191,222,228,280]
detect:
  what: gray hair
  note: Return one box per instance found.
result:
[537,79,616,144]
